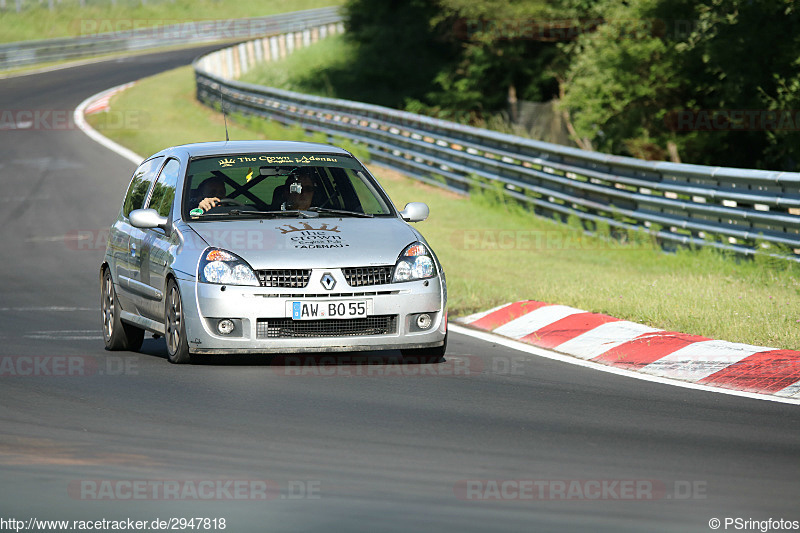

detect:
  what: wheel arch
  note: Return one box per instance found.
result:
[164,270,178,292]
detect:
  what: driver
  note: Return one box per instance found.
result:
[196,176,227,212]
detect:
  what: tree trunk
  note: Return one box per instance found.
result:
[507,84,518,123]
[667,141,681,163]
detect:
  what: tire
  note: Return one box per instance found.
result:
[165,279,191,364]
[401,331,447,363]
[101,268,144,352]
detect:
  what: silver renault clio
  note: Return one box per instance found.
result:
[100,141,447,363]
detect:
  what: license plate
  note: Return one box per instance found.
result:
[287,300,370,320]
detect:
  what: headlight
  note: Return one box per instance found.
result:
[198,248,260,286]
[392,242,436,282]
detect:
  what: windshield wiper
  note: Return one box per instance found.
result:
[192,209,315,219]
[231,209,318,218]
[309,207,374,218]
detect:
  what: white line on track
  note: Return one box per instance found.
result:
[74,85,143,165]
[450,324,800,406]
[24,330,103,341]
[0,56,124,81]
[26,235,87,243]
[0,307,93,312]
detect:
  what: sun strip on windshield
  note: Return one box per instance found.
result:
[189,153,361,174]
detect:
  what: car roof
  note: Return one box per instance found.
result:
[152,140,353,159]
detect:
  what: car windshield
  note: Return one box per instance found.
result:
[182,153,394,220]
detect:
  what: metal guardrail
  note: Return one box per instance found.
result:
[192,20,800,260]
[0,6,341,70]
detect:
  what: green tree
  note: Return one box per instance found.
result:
[762,64,800,170]
[336,0,559,123]
[560,0,800,170]
[560,0,689,160]
[679,0,800,170]
[328,0,458,108]
[410,0,558,122]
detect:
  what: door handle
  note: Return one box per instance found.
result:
[130,242,137,257]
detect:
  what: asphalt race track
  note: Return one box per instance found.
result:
[1,47,799,533]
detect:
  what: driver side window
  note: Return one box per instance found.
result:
[148,159,181,218]
[122,157,164,218]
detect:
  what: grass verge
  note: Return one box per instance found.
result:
[88,65,800,350]
[0,0,341,44]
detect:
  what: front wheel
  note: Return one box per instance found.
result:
[101,268,144,352]
[401,332,447,363]
[165,279,191,364]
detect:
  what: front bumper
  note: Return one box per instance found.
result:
[178,272,446,354]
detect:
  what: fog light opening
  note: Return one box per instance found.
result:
[416,313,432,330]
[217,319,235,335]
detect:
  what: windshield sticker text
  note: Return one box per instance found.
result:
[218,155,344,166]
[289,231,349,249]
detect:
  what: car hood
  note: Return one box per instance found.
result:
[186,216,420,269]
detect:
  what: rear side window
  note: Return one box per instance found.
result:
[148,158,181,218]
[122,156,164,218]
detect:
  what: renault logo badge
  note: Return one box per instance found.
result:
[321,273,336,290]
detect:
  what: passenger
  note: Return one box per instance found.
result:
[279,168,317,211]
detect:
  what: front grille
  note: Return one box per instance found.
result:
[257,269,311,288]
[342,266,394,287]
[252,291,400,298]
[257,315,398,338]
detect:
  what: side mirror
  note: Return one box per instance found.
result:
[129,208,169,230]
[400,202,429,222]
